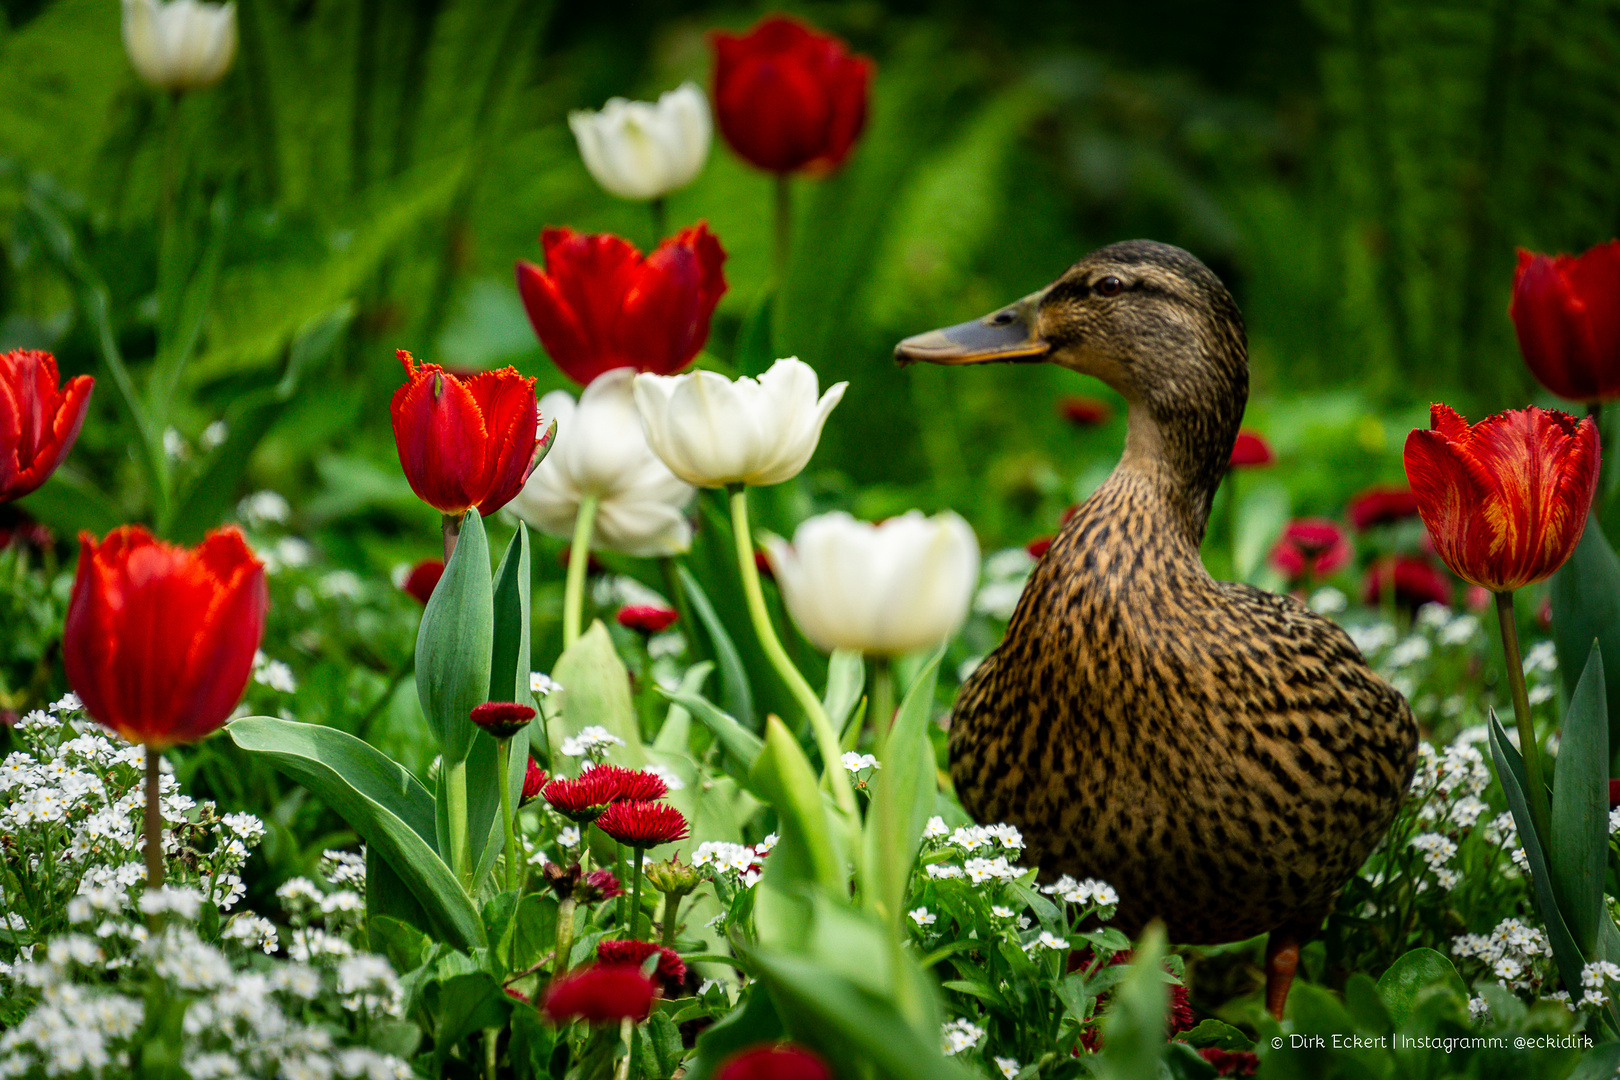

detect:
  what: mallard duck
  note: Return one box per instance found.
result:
[895,240,1417,1019]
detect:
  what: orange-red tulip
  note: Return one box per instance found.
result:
[64,526,267,749]
[1403,404,1598,592]
[1,349,94,504]
[390,351,540,517]
[1510,242,1620,402]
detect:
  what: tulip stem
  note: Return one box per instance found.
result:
[564,496,599,650]
[728,485,858,819]
[498,739,520,895]
[442,513,461,564]
[773,174,792,287]
[870,658,895,742]
[1495,589,1551,840]
[649,198,667,246]
[144,746,165,912]
[447,758,470,885]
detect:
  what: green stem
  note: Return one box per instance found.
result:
[484,1026,499,1080]
[660,891,680,949]
[649,197,667,247]
[773,173,791,287]
[144,746,164,930]
[447,758,470,885]
[443,512,462,564]
[564,495,599,649]
[614,842,629,927]
[658,556,695,647]
[1495,590,1551,840]
[555,895,578,973]
[727,484,857,818]
[499,739,520,894]
[629,849,645,940]
[870,657,895,741]
[617,1017,635,1080]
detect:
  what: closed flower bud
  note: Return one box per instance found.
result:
[1229,429,1274,468]
[570,83,711,201]
[1510,242,1620,402]
[122,0,237,92]
[1,349,94,505]
[763,510,979,656]
[64,526,266,749]
[470,701,535,740]
[643,854,702,897]
[1404,404,1598,592]
[617,604,678,634]
[508,369,696,557]
[634,357,846,488]
[578,867,625,902]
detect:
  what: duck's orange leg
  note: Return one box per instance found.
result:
[1264,929,1300,1021]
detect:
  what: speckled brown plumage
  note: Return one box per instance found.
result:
[904,240,1417,947]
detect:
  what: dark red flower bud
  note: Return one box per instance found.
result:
[64,526,267,749]
[1057,395,1111,427]
[390,350,540,517]
[470,701,536,740]
[1362,555,1453,611]
[616,604,679,634]
[595,801,689,849]
[402,558,444,605]
[1,349,94,504]
[1510,242,1620,402]
[1229,429,1274,468]
[1347,485,1419,531]
[1269,518,1350,581]
[516,225,727,387]
[579,867,625,902]
[712,16,873,175]
[521,758,547,806]
[1026,535,1053,559]
[715,1043,834,1080]
[597,939,686,993]
[541,963,656,1025]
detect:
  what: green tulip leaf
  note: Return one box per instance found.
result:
[549,620,645,770]
[416,510,493,767]
[1550,642,1608,956]
[1550,517,1620,770]
[226,716,485,951]
[751,717,844,949]
[678,564,755,731]
[824,649,866,746]
[653,662,713,754]
[862,648,942,931]
[659,685,763,782]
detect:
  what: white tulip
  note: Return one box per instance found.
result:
[569,83,712,201]
[508,368,696,557]
[763,511,980,657]
[633,357,847,488]
[122,0,237,92]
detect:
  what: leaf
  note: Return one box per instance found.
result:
[226,716,485,951]
[509,1008,558,1080]
[661,686,764,778]
[416,510,493,767]
[1232,481,1291,584]
[1550,642,1608,956]
[653,662,713,754]
[365,846,434,944]
[751,717,844,949]
[549,620,645,769]
[1569,1043,1620,1080]
[684,982,785,1080]
[1095,926,1168,1080]
[733,289,776,377]
[824,649,866,742]
[1342,972,1391,1034]
[424,971,512,1071]
[862,647,942,930]
[678,565,754,731]
[1179,1018,1253,1050]
[1374,949,1467,1029]
[1550,516,1620,768]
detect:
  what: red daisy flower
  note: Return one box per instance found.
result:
[582,763,669,803]
[595,801,689,848]
[616,604,679,634]
[597,939,686,993]
[542,772,619,823]
[470,701,536,739]
[541,963,656,1025]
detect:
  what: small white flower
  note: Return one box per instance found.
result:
[923,815,949,840]
[558,826,581,849]
[908,907,936,927]
[1031,930,1067,951]
[841,752,880,774]
[1492,957,1523,981]
[1468,995,1489,1021]
[991,905,1014,919]
[530,672,563,697]
[238,489,291,525]
[50,692,83,715]
[941,1018,985,1056]
[925,863,963,880]
[1308,586,1348,614]
[995,1057,1021,1079]
[1523,641,1558,674]
[1528,684,1556,706]
[560,725,626,758]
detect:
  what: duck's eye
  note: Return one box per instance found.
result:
[990,310,1015,326]
[1095,276,1124,297]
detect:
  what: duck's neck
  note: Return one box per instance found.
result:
[1110,399,1238,547]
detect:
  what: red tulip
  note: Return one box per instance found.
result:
[715,1044,834,1080]
[597,939,686,993]
[1057,395,1112,427]
[1362,555,1453,611]
[1404,404,1598,592]
[64,526,267,749]
[516,225,727,387]
[541,963,656,1025]
[390,351,540,518]
[1269,518,1350,580]
[1229,429,1274,468]
[1,349,94,504]
[1347,485,1419,531]
[520,759,547,806]
[711,15,873,175]
[1510,242,1620,402]
[401,558,444,605]
[616,604,679,634]
[595,801,689,848]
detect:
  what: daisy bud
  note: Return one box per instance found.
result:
[470,701,535,740]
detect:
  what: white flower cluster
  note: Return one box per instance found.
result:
[1408,832,1462,891]
[692,837,774,889]
[252,649,299,694]
[921,818,1030,885]
[941,1017,986,1056]
[560,725,625,760]
[1452,917,1552,994]
[1039,876,1120,909]
[1578,960,1620,1009]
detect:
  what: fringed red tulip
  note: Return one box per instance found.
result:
[390,351,540,517]
[516,225,727,387]
[1510,242,1620,402]
[715,1044,835,1080]
[64,525,267,749]
[1,349,94,504]
[711,16,872,175]
[1403,404,1598,593]
[541,963,656,1025]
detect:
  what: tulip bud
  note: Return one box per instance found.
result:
[569,83,712,201]
[122,0,238,92]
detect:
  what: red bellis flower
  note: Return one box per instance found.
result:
[1510,241,1620,402]
[714,1044,835,1080]
[712,16,873,175]
[64,526,267,750]
[1348,485,1419,531]
[401,558,444,605]
[520,759,547,807]
[1057,395,1112,427]
[541,963,656,1025]
[1229,429,1274,468]
[390,351,541,518]
[1,349,94,504]
[470,701,535,740]
[597,939,686,993]
[1269,518,1351,581]
[595,801,689,848]
[1404,404,1598,593]
[616,604,679,634]
[1362,555,1453,611]
[516,225,727,388]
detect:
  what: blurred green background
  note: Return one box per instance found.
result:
[3,0,1619,556]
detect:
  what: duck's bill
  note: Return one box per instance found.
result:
[894,298,1049,366]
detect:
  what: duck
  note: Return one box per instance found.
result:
[894,240,1417,1020]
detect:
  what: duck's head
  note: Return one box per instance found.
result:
[896,240,1248,527]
